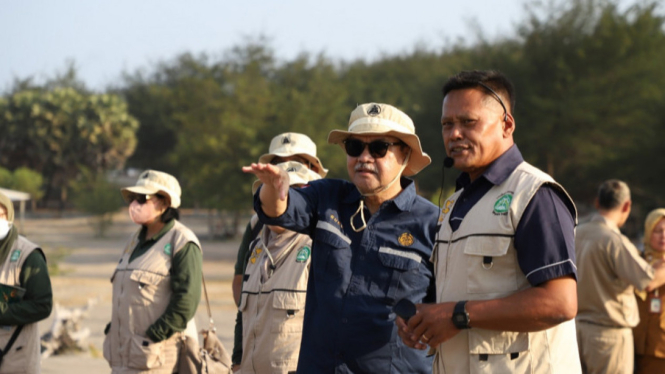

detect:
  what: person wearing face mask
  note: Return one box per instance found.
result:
[231,132,327,370]
[235,161,321,374]
[0,192,52,374]
[103,170,202,374]
[634,208,665,373]
[243,103,438,373]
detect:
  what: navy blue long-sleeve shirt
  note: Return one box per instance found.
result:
[255,178,438,373]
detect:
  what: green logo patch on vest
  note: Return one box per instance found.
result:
[493,193,513,215]
[296,246,311,263]
[9,250,20,262]
[164,243,172,256]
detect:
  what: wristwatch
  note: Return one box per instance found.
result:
[452,300,471,329]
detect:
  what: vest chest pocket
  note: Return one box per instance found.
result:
[128,270,167,306]
[463,236,519,295]
[313,229,351,282]
[271,290,306,333]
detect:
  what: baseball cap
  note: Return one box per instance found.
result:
[121,170,182,209]
[258,132,328,177]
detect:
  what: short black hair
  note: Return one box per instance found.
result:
[441,70,516,113]
[161,207,180,223]
[597,179,630,210]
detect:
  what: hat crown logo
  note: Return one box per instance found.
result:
[142,172,150,179]
[286,167,296,172]
[282,135,291,144]
[367,104,382,116]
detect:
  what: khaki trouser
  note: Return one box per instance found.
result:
[576,321,633,374]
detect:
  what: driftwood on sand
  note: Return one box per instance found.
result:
[41,299,97,359]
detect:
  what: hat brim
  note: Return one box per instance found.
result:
[327,129,431,176]
[121,186,175,207]
[257,152,328,178]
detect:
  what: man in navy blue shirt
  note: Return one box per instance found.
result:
[397,70,581,373]
[243,103,439,373]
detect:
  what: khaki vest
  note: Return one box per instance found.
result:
[0,236,41,374]
[104,221,200,374]
[432,162,581,374]
[239,229,311,374]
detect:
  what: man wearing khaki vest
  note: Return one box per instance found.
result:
[576,180,665,374]
[0,191,52,374]
[397,70,582,373]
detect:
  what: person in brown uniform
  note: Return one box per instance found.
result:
[576,180,665,374]
[634,208,665,373]
[0,192,52,374]
[103,170,203,374]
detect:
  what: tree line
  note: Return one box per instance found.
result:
[1,0,664,233]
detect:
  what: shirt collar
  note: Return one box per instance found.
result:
[456,144,523,189]
[593,214,620,233]
[139,219,175,244]
[342,177,417,212]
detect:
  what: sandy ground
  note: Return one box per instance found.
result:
[19,211,241,373]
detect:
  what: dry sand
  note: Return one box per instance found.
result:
[19,211,241,373]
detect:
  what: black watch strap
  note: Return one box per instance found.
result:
[452,300,470,329]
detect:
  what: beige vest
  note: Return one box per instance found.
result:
[104,221,200,374]
[432,162,581,374]
[0,236,41,374]
[239,229,311,374]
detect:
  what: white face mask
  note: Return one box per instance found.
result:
[128,200,162,225]
[0,219,12,240]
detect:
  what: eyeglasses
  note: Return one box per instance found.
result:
[126,193,162,205]
[343,139,403,159]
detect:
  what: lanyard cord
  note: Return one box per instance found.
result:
[350,150,411,232]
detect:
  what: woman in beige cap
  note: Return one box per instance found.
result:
[234,161,321,374]
[634,208,665,373]
[0,192,52,374]
[103,170,202,374]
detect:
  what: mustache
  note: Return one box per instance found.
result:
[355,163,377,173]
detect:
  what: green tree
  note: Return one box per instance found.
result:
[0,87,139,208]
[11,167,44,210]
[69,168,124,237]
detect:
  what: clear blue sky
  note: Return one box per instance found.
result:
[1,0,637,91]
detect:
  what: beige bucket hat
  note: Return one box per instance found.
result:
[258,132,328,177]
[121,170,182,209]
[327,103,431,176]
[252,161,322,195]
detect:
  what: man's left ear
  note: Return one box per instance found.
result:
[503,113,515,137]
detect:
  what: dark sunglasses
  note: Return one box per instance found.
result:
[343,139,403,159]
[126,193,162,205]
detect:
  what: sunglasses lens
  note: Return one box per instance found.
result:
[368,141,390,158]
[344,139,365,157]
[128,194,148,204]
